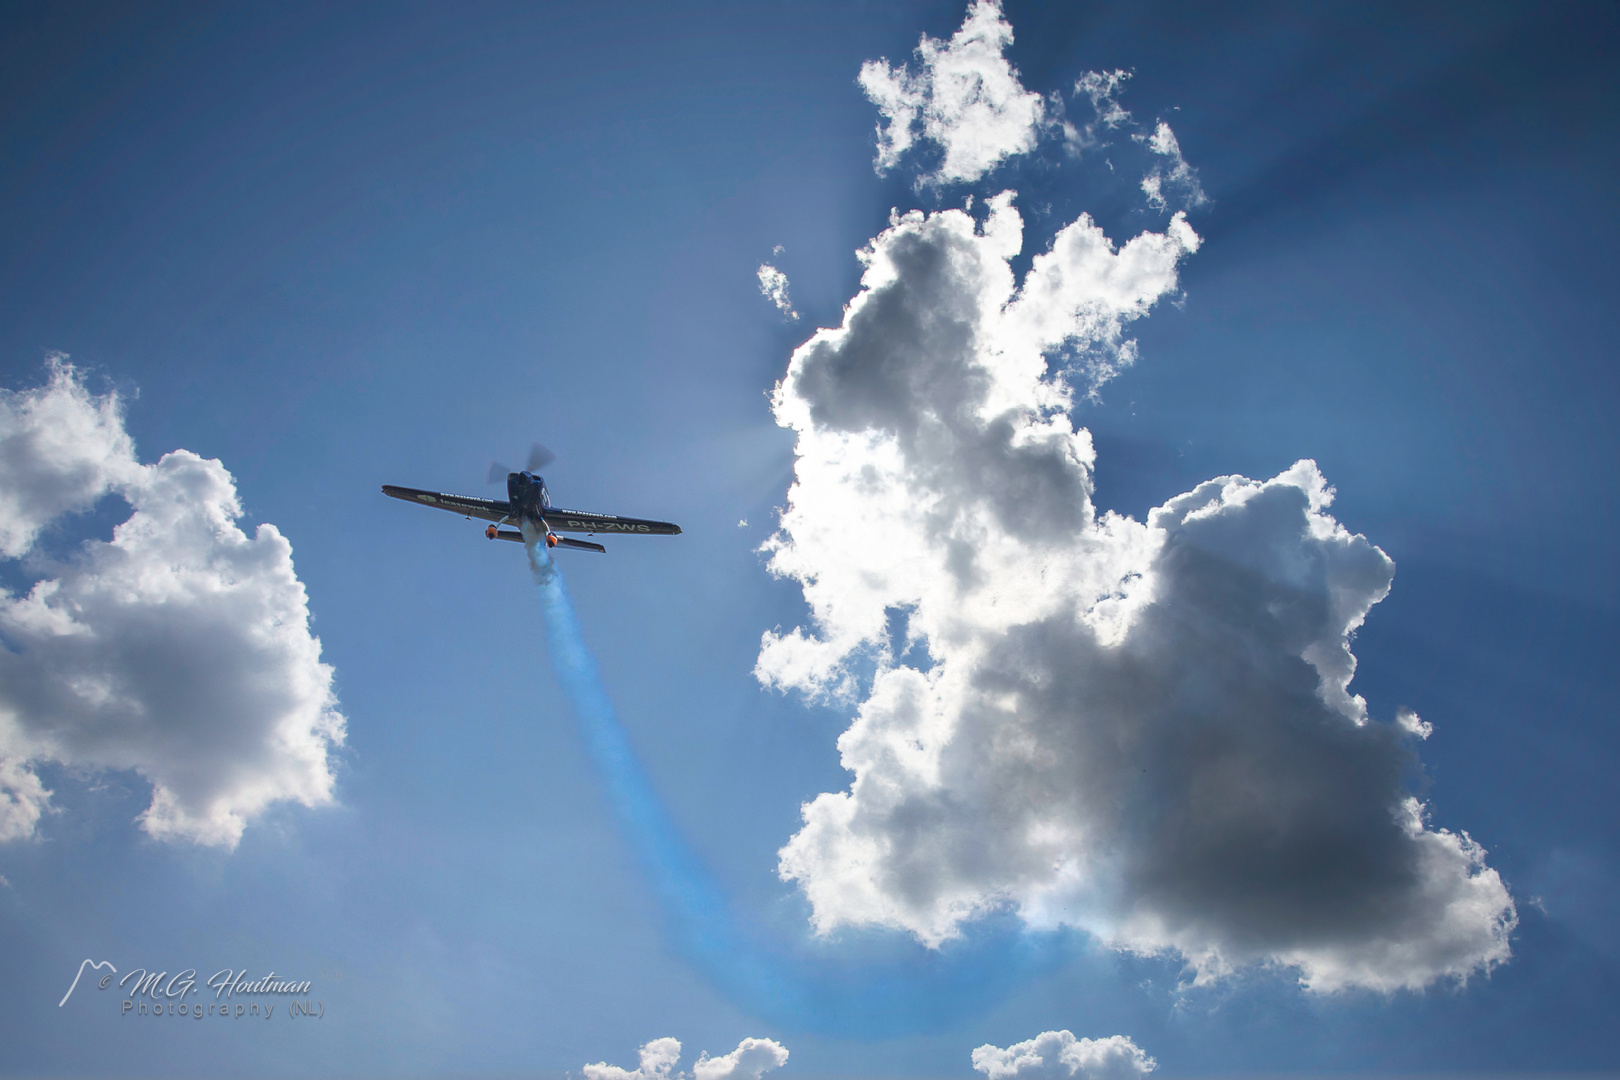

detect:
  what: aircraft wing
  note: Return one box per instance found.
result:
[381,485,510,523]
[542,507,682,536]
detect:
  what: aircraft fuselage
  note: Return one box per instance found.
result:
[506,471,552,523]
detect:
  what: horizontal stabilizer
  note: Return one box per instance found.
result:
[488,529,603,553]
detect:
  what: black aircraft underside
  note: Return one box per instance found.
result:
[381,484,681,555]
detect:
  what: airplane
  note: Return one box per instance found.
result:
[382,444,681,555]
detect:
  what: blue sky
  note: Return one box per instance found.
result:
[1,1,1617,1077]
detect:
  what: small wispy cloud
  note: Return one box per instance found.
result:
[1075,69,1132,128]
[757,264,799,320]
[1135,120,1208,211]
[1063,69,1133,157]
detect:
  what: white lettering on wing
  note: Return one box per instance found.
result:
[564,520,655,532]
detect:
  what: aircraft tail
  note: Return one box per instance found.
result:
[490,529,603,553]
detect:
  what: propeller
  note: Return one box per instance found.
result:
[526,442,556,471]
[487,442,556,483]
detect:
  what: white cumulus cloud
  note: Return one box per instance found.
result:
[972,1031,1156,1080]
[855,3,1207,215]
[585,1037,788,1080]
[758,264,799,321]
[0,756,49,843]
[0,359,140,558]
[0,359,344,848]
[694,1038,791,1080]
[585,1038,684,1080]
[756,183,1515,991]
[858,0,1046,186]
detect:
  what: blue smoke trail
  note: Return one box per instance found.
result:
[524,528,1076,1033]
[524,530,801,1015]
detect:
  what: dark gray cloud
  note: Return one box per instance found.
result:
[758,186,1513,991]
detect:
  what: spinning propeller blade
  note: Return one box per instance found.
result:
[488,442,555,483]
